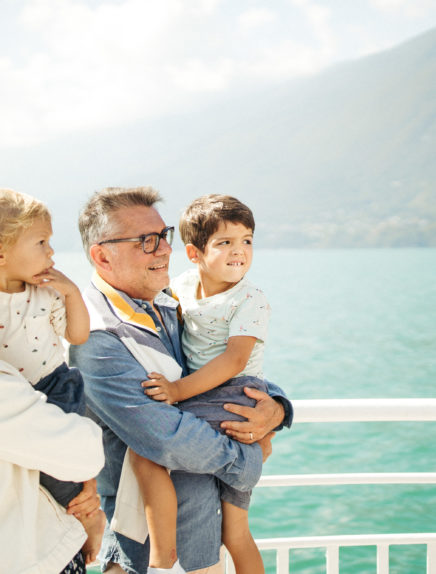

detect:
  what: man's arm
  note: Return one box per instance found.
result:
[0,360,104,481]
[69,330,263,492]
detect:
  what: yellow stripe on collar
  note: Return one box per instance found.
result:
[92,272,157,332]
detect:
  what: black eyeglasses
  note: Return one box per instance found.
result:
[98,226,174,254]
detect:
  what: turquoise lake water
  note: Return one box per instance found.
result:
[57,249,436,574]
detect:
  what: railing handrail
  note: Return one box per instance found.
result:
[292,397,436,422]
[258,472,436,487]
[237,398,436,574]
[256,532,436,550]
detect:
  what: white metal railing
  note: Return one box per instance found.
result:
[225,398,436,574]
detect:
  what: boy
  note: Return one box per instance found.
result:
[0,188,105,568]
[137,195,271,574]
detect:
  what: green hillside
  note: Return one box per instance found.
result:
[1,28,435,248]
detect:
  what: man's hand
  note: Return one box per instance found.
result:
[220,387,285,444]
[66,478,101,518]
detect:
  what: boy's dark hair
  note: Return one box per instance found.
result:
[179,194,255,251]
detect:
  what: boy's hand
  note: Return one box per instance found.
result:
[142,372,179,404]
[33,266,80,298]
[66,478,101,518]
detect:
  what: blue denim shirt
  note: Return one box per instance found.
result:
[70,295,291,573]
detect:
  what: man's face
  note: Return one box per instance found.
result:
[97,205,172,301]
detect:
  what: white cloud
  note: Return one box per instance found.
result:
[1,0,185,147]
[0,0,434,149]
[168,58,235,92]
[370,0,435,18]
[0,0,339,148]
[239,8,277,30]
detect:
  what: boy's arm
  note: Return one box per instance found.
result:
[63,286,90,344]
[144,335,257,404]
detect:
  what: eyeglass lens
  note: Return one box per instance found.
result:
[143,227,174,253]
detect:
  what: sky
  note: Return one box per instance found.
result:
[1,0,435,149]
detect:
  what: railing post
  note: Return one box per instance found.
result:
[326,545,339,574]
[427,543,436,574]
[377,544,389,574]
[223,548,236,574]
[277,547,289,574]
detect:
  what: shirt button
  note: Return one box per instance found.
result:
[156,326,161,332]
[217,508,221,515]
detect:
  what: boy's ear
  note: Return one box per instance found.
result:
[185,243,201,263]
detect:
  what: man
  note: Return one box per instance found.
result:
[70,187,292,574]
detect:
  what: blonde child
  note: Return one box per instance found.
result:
[135,195,271,574]
[0,188,105,568]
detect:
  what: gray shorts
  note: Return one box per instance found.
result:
[179,375,267,511]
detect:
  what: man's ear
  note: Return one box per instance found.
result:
[89,244,112,271]
[0,245,6,266]
[185,243,201,263]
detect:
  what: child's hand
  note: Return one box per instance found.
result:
[66,478,101,518]
[142,372,179,404]
[257,431,275,462]
[33,266,80,298]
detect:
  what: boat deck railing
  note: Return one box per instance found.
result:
[224,398,436,574]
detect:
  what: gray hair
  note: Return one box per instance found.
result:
[79,186,162,263]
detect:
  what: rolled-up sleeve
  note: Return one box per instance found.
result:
[70,331,262,492]
[0,360,104,481]
[266,379,293,430]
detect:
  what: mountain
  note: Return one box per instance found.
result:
[1,27,435,249]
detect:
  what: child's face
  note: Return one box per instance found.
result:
[192,221,253,296]
[1,217,54,292]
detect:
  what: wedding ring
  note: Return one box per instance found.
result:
[249,432,254,440]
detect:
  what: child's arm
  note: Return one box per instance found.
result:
[143,335,257,404]
[37,267,90,344]
[66,478,101,518]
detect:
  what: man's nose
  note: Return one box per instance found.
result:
[156,237,172,255]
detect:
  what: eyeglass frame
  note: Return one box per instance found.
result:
[97,226,175,254]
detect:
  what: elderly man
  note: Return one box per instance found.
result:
[70,187,292,574]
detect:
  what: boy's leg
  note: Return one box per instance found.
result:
[129,450,181,570]
[221,500,264,574]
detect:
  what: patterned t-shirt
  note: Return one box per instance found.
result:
[0,284,67,384]
[171,269,271,378]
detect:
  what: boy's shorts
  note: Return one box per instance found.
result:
[219,481,251,511]
[180,375,266,512]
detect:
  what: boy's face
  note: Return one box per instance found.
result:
[0,217,54,293]
[189,221,253,297]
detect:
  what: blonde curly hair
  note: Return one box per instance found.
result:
[0,189,51,250]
